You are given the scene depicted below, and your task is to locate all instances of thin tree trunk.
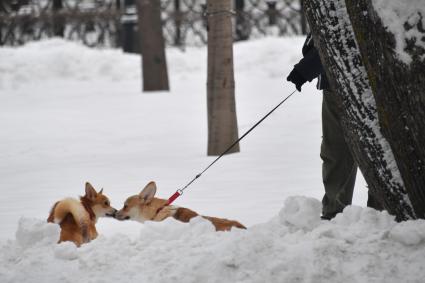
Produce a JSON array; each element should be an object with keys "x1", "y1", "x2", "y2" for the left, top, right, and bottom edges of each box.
[
  {"x1": 304, "y1": 0, "x2": 416, "y2": 221},
  {"x1": 344, "y1": 0, "x2": 425, "y2": 219},
  {"x1": 137, "y1": 0, "x2": 169, "y2": 91},
  {"x1": 206, "y1": 0, "x2": 239, "y2": 156}
]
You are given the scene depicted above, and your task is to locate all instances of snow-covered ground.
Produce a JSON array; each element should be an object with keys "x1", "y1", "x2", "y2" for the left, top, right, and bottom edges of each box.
[{"x1": 1, "y1": 37, "x2": 424, "y2": 282}]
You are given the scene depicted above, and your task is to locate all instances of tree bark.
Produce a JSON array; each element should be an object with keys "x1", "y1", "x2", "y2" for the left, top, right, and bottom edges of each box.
[
  {"x1": 206, "y1": 0, "x2": 240, "y2": 156},
  {"x1": 137, "y1": 0, "x2": 169, "y2": 91},
  {"x1": 344, "y1": 0, "x2": 425, "y2": 218},
  {"x1": 304, "y1": 0, "x2": 416, "y2": 221}
]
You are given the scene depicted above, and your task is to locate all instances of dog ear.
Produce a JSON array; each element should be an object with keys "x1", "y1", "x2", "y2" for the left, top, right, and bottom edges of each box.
[
  {"x1": 85, "y1": 182, "x2": 98, "y2": 201},
  {"x1": 139, "y1": 181, "x2": 157, "y2": 203}
]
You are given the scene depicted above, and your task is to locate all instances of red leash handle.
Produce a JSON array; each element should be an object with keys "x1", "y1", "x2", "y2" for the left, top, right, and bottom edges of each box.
[
  {"x1": 155, "y1": 190, "x2": 182, "y2": 215},
  {"x1": 166, "y1": 190, "x2": 182, "y2": 205}
]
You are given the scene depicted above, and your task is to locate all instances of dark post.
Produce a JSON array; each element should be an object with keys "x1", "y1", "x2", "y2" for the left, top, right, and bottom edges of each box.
[
  {"x1": 52, "y1": 0, "x2": 64, "y2": 37},
  {"x1": 174, "y1": 0, "x2": 182, "y2": 46},
  {"x1": 121, "y1": 0, "x2": 139, "y2": 53},
  {"x1": 234, "y1": 0, "x2": 249, "y2": 41},
  {"x1": 201, "y1": 4, "x2": 208, "y2": 30},
  {"x1": 266, "y1": 1, "x2": 277, "y2": 26},
  {"x1": 10, "y1": 1, "x2": 21, "y2": 12}
]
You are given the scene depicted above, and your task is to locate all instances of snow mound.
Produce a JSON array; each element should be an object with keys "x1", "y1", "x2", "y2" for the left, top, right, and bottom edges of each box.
[
  {"x1": 389, "y1": 219, "x2": 425, "y2": 246},
  {"x1": 54, "y1": 241, "x2": 79, "y2": 260},
  {"x1": 0, "y1": 37, "x2": 303, "y2": 89},
  {"x1": 0, "y1": 38, "x2": 139, "y2": 88},
  {"x1": 279, "y1": 196, "x2": 321, "y2": 230},
  {"x1": 15, "y1": 217, "x2": 60, "y2": 249},
  {"x1": 1, "y1": 198, "x2": 425, "y2": 283}
]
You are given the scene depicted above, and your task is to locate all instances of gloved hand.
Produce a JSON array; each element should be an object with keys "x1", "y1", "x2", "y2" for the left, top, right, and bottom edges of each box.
[{"x1": 286, "y1": 69, "x2": 307, "y2": 92}]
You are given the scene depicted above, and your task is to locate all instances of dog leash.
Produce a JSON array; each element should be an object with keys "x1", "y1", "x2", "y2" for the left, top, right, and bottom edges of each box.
[{"x1": 165, "y1": 88, "x2": 298, "y2": 206}]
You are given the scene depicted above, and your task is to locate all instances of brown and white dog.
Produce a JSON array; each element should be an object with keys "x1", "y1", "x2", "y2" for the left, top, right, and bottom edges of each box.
[
  {"x1": 47, "y1": 182, "x2": 117, "y2": 246},
  {"x1": 115, "y1": 181, "x2": 246, "y2": 231}
]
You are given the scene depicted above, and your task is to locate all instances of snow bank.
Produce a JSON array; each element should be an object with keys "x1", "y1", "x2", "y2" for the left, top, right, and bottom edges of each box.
[
  {"x1": 372, "y1": 0, "x2": 425, "y2": 65},
  {"x1": 279, "y1": 196, "x2": 321, "y2": 229},
  {"x1": 1, "y1": 197, "x2": 425, "y2": 283},
  {"x1": 0, "y1": 38, "x2": 139, "y2": 89},
  {"x1": 0, "y1": 37, "x2": 302, "y2": 90}
]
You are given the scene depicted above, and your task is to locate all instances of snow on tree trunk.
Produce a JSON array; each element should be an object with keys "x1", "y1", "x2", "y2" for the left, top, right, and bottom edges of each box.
[
  {"x1": 206, "y1": 0, "x2": 240, "y2": 156},
  {"x1": 303, "y1": 0, "x2": 416, "y2": 221},
  {"x1": 137, "y1": 0, "x2": 170, "y2": 91},
  {"x1": 344, "y1": 0, "x2": 425, "y2": 219}
]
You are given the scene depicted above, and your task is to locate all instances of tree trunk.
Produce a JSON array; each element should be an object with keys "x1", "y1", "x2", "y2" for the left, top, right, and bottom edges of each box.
[
  {"x1": 344, "y1": 0, "x2": 425, "y2": 218},
  {"x1": 137, "y1": 0, "x2": 169, "y2": 91},
  {"x1": 206, "y1": 0, "x2": 240, "y2": 156},
  {"x1": 303, "y1": 0, "x2": 416, "y2": 221}
]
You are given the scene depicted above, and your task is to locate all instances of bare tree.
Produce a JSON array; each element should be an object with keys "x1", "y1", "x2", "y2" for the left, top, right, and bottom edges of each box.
[
  {"x1": 304, "y1": 0, "x2": 425, "y2": 220},
  {"x1": 137, "y1": 0, "x2": 169, "y2": 91},
  {"x1": 206, "y1": 0, "x2": 239, "y2": 156}
]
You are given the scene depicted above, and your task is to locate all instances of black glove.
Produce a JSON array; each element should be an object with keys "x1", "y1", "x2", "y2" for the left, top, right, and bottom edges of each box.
[{"x1": 286, "y1": 69, "x2": 307, "y2": 92}]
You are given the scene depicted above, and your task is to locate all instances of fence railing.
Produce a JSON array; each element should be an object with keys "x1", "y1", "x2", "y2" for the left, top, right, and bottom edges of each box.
[{"x1": 0, "y1": 0, "x2": 306, "y2": 49}]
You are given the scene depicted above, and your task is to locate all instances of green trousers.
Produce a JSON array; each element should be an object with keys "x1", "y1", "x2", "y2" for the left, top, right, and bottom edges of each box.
[{"x1": 320, "y1": 90, "x2": 357, "y2": 219}]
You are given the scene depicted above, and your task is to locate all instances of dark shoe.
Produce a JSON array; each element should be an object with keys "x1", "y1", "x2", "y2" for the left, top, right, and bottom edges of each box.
[{"x1": 320, "y1": 213, "x2": 337, "y2": 220}]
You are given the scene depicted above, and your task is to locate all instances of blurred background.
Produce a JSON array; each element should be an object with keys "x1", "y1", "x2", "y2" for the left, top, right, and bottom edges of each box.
[{"x1": 0, "y1": 0, "x2": 307, "y2": 50}]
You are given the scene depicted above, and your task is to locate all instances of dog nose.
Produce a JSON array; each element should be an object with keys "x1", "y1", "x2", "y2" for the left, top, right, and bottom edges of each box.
[{"x1": 107, "y1": 208, "x2": 118, "y2": 218}]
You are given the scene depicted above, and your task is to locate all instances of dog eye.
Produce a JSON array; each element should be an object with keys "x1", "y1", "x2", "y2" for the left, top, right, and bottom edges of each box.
[
  {"x1": 104, "y1": 201, "x2": 110, "y2": 206},
  {"x1": 124, "y1": 204, "x2": 128, "y2": 210}
]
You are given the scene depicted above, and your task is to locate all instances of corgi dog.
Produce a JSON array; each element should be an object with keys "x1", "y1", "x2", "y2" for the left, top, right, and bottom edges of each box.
[
  {"x1": 115, "y1": 181, "x2": 246, "y2": 231},
  {"x1": 47, "y1": 182, "x2": 117, "y2": 246}
]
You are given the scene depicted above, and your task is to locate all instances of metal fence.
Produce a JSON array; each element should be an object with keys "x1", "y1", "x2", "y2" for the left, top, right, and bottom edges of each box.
[{"x1": 0, "y1": 0, "x2": 306, "y2": 49}]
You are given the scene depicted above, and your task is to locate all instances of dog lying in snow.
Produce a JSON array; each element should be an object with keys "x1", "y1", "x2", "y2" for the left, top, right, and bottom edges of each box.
[
  {"x1": 115, "y1": 181, "x2": 246, "y2": 231},
  {"x1": 47, "y1": 182, "x2": 117, "y2": 246}
]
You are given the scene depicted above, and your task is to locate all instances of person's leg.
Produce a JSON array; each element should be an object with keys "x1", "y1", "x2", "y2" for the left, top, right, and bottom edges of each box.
[
  {"x1": 321, "y1": 90, "x2": 357, "y2": 219},
  {"x1": 367, "y1": 190, "x2": 384, "y2": 211}
]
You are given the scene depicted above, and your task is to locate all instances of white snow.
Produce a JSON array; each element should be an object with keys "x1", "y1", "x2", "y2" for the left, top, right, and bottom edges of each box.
[
  {"x1": 1, "y1": 37, "x2": 424, "y2": 282},
  {"x1": 2, "y1": 200, "x2": 425, "y2": 283},
  {"x1": 372, "y1": 0, "x2": 425, "y2": 65}
]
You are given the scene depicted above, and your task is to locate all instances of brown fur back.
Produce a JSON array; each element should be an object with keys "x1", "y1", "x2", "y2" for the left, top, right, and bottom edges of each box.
[
  {"x1": 172, "y1": 207, "x2": 199, "y2": 223},
  {"x1": 173, "y1": 207, "x2": 246, "y2": 231},
  {"x1": 55, "y1": 214, "x2": 97, "y2": 247}
]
